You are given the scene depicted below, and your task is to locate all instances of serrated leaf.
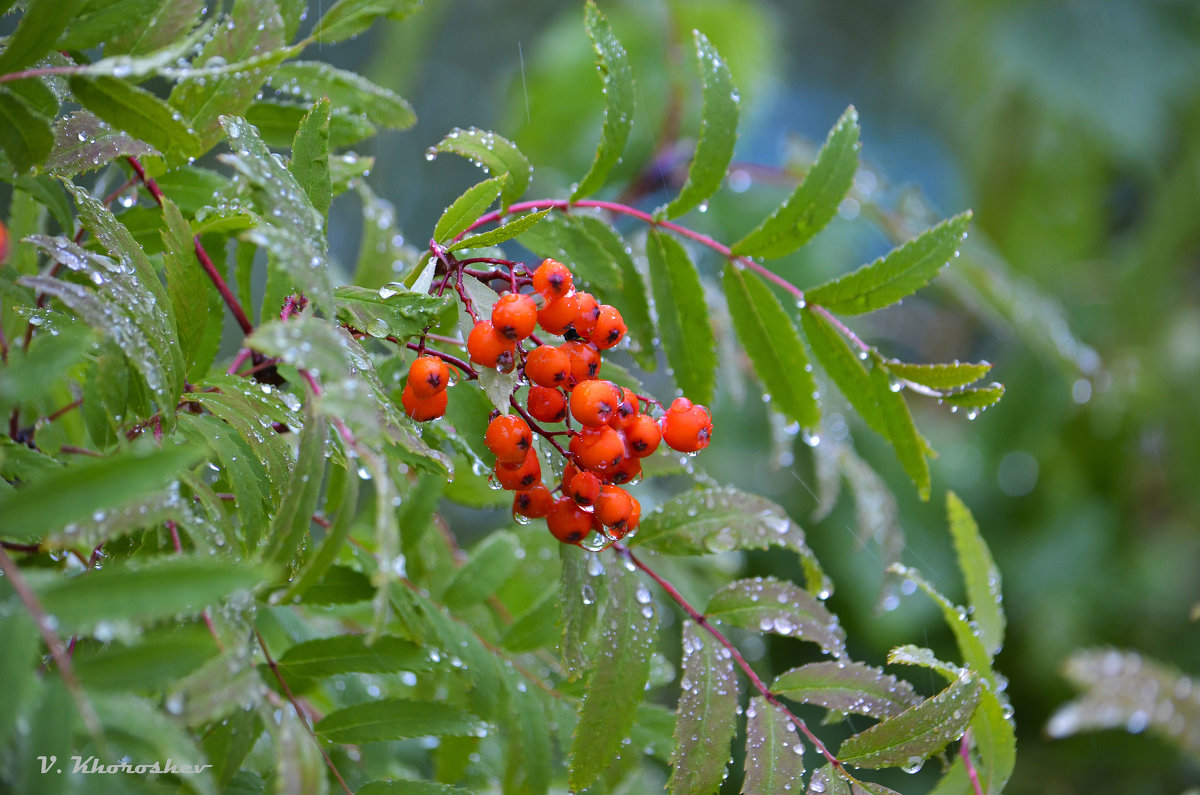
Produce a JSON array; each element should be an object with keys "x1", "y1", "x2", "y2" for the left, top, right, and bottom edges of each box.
[
  {"x1": 281, "y1": 462, "x2": 359, "y2": 602},
  {"x1": 724, "y1": 265, "x2": 819, "y2": 429},
  {"x1": 869, "y1": 354, "x2": 930, "y2": 500},
  {"x1": 36, "y1": 557, "x2": 268, "y2": 633},
  {"x1": 429, "y1": 127, "x2": 529, "y2": 208},
  {"x1": 202, "y1": 707, "x2": 259, "y2": 786},
  {"x1": 559, "y1": 544, "x2": 602, "y2": 680},
  {"x1": 0, "y1": 610, "x2": 39, "y2": 747},
  {"x1": 270, "y1": 61, "x2": 416, "y2": 130},
  {"x1": 290, "y1": 97, "x2": 332, "y2": 219},
  {"x1": 434, "y1": 176, "x2": 504, "y2": 245},
  {"x1": 245, "y1": 100, "x2": 377, "y2": 149},
  {"x1": 335, "y1": 285, "x2": 449, "y2": 340},
  {"x1": 630, "y1": 486, "x2": 831, "y2": 598},
  {"x1": 938, "y1": 384, "x2": 1005, "y2": 413},
  {"x1": 568, "y1": 561, "x2": 656, "y2": 790},
  {"x1": 296, "y1": 565, "x2": 373, "y2": 605},
  {"x1": 92, "y1": 692, "x2": 216, "y2": 795},
  {"x1": 188, "y1": 381, "x2": 295, "y2": 501},
  {"x1": 71, "y1": 624, "x2": 218, "y2": 691},
  {"x1": 888, "y1": 563, "x2": 995, "y2": 686},
  {"x1": 806, "y1": 212, "x2": 972, "y2": 315},
  {"x1": 276, "y1": 635, "x2": 431, "y2": 679},
  {"x1": 261, "y1": 403, "x2": 326, "y2": 566},
  {"x1": 773, "y1": 661, "x2": 922, "y2": 720},
  {"x1": 440, "y1": 531, "x2": 519, "y2": 609},
  {"x1": 68, "y1": 76, "x2": 201, "y2": 156},
  {"x1": 45, "y1": 111, "x2": 158, "y2": 176},
  {"x1": 0, "y1": 87, "x2": 54, "y2": 175},
  {"x1": 668, "y1": 619, "x2": 738, "y2": 794},
  {"x1": 660, "y1": 31, "x2": 739, "y2": 219},
  {"x1": 108, "y1": 0, "x2": 205, "y2": 55},
  {"x1": 0, "y1": 0, "x2": 83, "y2": 74},
  {"x1": 645, "y1": 229, "x2": 716, "y2": 405},
  {"x1": 501, "y1": 586, "x2": 559, "y2": 653},
  {"x1": 72, "y1": 15, "x2": 215, "y2": 79},
  {"x1": 161, "y1": 198, "x2": 222, "y2": 382},
  {"x1": 971, "y1": 688, "x2": 1016, "y2": 794},
  {"x1": 312, "y1": 0, "x2": 422, "y2": 44},
  {"x1": 0, "y1": 442, "x2": 202, "y2": 540},
  {"x1": 170, "y1": 648, "x2": 266, "y2": 726},
  {"x1": 887, "y1": 645, "x2": 962, "y2": 681},
  {"x1": 945, "y1": 492, "x2": 1004, "y2": 657},
  {"x1": 573, "y1": 215, "x2": 656, "y2": 369},
  {"x1": 799, "y1": 307, "x2": 885, "y2": 436},
  {"x1": 742, "y1": 696, "x2": 805, "y2": 795},
  {"x1": 838, "y1": 674, "x2": 981, "y2": 769},
  {"x1": 516, "y1": 211, "x2": 623, "y2": 291},
  {"x1": 570, "y1": 0, "x2": 634, "y2": 200},
  {"x1": 448, "y1": 208, "x2": 550, "y2": 252},
  {"x1": 807, "y1": 765, "x2": 850, "y2": 795},
  {"x1": 733, "y1": 106, "x2": 859, "y2": 258},
  {"x1": 504, "y1": 670, "x2": 553, "y2": 795},
  {"x1": 886, "y1": 360, "x2": 992, "y2": 391},
  {"x1": 268, "y1": 704, "x2": 325, "y2": 795},
  {"x1": 316, "y1": 699, "x2": 484, "y2": 744},
  {"x1": 706, "y1": 577, "x2": 845, "y2": 657}
]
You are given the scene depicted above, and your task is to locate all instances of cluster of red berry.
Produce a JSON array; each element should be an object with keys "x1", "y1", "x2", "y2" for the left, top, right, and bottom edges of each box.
[{"x1": 401, "y1": 258, "x2": 713, "y2": 548}]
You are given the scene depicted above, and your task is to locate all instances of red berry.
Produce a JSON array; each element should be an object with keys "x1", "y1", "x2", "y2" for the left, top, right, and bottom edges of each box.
[
  {"x1": 660, "y1": 397, "x2": 713, "y2": 453},
  {"x1": 563, "y1": 292, "x2": 600, "y2": 340},
  {"x1": 546, "y1": 498, "x2": 592, "y2": 544},
  {"x1": 491, "y1": 292, "x2": 538, "y2": 340},
  {"x1": 560, "y1": 340, "x2": 601, "y2": 387},
  {"x1": 612, "y1": 387, "x2": 639, "y2": 428},
  {"x1": 533, "y1": 258, "x2": 573, "y2": 300},
  {"x1": 594, "y1": 485, "x2": 633, "y2": 530},
  {"x1": 610, "y1": 495, "x2": 641, "y2": 539},
  {"x1": 524, "y1": 345, "x2": 571, "y2": 388},
  {"x1": 485, "y1": 414, "x2": 532, "y2": 465},
  {"x1": 514, "y1": 485, "x2": 553, "y2": 519},
  {"x1": 570, "y1": 426, "x2": 625, "y2": 474},
  {"x1": 608, "y1": 455, "x2": 642, "y2": 485},
  {"x1": 407, "y1": 355, "x2": 450, "y2": 399},
  {"x1": 401, "y1": 384, "x2": 448, "y2": 421},
  {"x1": 570, "y1": 380, "x2": 622, "y2": 427},
  {"x1": 589, "y1": 304, "x2": 627, "y2": 349},
  {"x1": 565, "y1": 469, "x2": 602, "y2": 506},
  {"x1": 626, "y1": 414, "x2": 662, "y2": 457},
  {"x1": 468, "y1": 321, "x2": 516, "y2": 370},
  {"x1": 495, "y1": 448, "x2": 541, "y2": 490},
  {"x1": 527, "y1": 385, "x2": 567, "y2": 423},
  {"x1": 537, "y1": 294, "x2": 579, "y2": 336}
]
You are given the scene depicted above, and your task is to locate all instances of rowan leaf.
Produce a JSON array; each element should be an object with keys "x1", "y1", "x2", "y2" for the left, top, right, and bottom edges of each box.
[
  {"x1": 742, "y1": 697, "x2": 805, "y2": 795},
  {"x1": 428, "y1": 127, "x2": 529, "y2": 208},
  {"x1": 668, "y1": 620, "x2": 739, "y2": 793},
  {"x1": 773, "y1": 661, "x2": 922, "y2": 720},
  {"x1": 570, "y1": 0, "x2": 634, "y2": 200},
  {"x1": 646, "y1": 229, "x2": 716, "y2": 405},
  {"x1": 433, "y1": 176, "x2": 504, "y2": 245},
  {"x1": 706, "y1": 576, "x2": 845, "y2": 657}
]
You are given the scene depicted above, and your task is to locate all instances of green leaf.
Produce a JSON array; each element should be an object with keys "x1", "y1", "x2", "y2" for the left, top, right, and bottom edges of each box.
[
  {"x1": 885, "y1": 360, "x2": 992, "y2": 391},
  {"x1": 108, "y1": 0, "x2": 205, "y2": 56},
  {"x1": 335, "y1": 287, "x2": 449, "y2": 342},
  {"x1": 68, "y1": 76, "x2": 201, "y2": 156},
  {"x1": 732, "y1": 106, "x2": 860, "y2": 258},
  {"x1": 501, "y1": 586, "x2": 559, "y2": 653},
  {"x1": 869, "y1": 354, "x2": 930, "y2": 500},
  {"x1": 946, "y1": 492, "x2": 1005, "y2": 657},
  {"x1": 359, "y1": 782, "x2": 471, "y2": 795},
  {"x1": 45, "y1": 111, "x2": 158, "y2": 177},
  {"x1": 559, "y1": 543, "x2": 602, "y2": 681},
  {"x1": 93, "y1": 692, "x2": 216, "y2": 793},
  {"x1": 838, "y1": 674, "x2": 982, "y2": 769},
  {"x1": 36, "y1": 557, "x2": 268, "y2": 633},
  {"x1": 5, "y1": 75, "x2": 56, "y2": 117},
  {"x1": 72, "y1": 624, "x2": 219, "y2": 691},
  {"x1": 280, "y1": 462, "x2": 359, "y2": 602},
  {"x1": 516, "y1": 211, "x2": 623, "y2": 292},
  {"x1": 290, "y1": 97, "x2": 332, "y2": 219},
  {"x1": 0, "y1": 87, "x2": 54, "y2": 175},
  {"x1": 428, "y1": 127, "x2": 529, "y2": 208},
  {"x1": 244, "y1": 100, "x2": 376, "y2": 149},
  {"x1": 799, "y1": 307, "x2": 885, "y2": 436},
  {"x1": 440, "y1": 531, "x2": 520, "y2": 610},
  {"x1": 938, "y1": 384, "x2": 1006, "y2": 414},
  {"x1": 71, "y1": 13, "x2": 214, "y2": 79},
  {"x1": 0, "y1": 609, "x2": 39, "y2": 747},
  {"x1": 0, "y1": 0, "x2": 83, "y2": 74},
  {"x1": 806, "y1": 212, "x2": 972, "y2": 315},
  {"x1": 706, "y1": 576, "x2": 845, "y2": 657},
  {"x1": 660, "y1": 31, "x2": 739, "y2": 220},
  {"x1": 668, "y1": 619, "x2": 739, "y2": 794},
  {"x1": 296, "y1": 565, "x2": 374, "y2": 605},
  {"x1": 573, "y1": 215, "x2": 656, "y2": 369},
  {"x1": 570, "y1": 0, "x2": 634, "y2": 200},
  {"x1": 312, "y1": 0, "x2": 422, "y2": 44},
  {"x1": 448, "y1": 208, "x2": 550, "y2": 252},
  {"x1": 434, "y1": 176, "x2": 504, "y2": 245},
  {"x1": 261, "y1": 403, "x2": 326, "y2": 566},
  {"x1": 0, "y1": 442, "x2": 203, "y2": 540},
  {"x1": 316, "y1": 699, "x2": 485, "y2": 744},
  {"x1": 276, "y1": 635, "x2": 432, "y2": 679},
  {"x1": 568, "y1": 560, "x2": 657, "y2": 791},
  {"x1": 773, "y1": 661, "x2": 922, "y2": 720},
  {"x1": 61, "y1": 0, "x2": 170, "y2": 50},
  {"x1": 268, "y1": 704, "x2": 325, "y2": 795},
  {"x1": 270, "y1": 61, "x2": 416, "y2": 130},
  {"x1": 742, "y1": 696, "x2": 805, "y2": 795},
  {"x1": 724, "y1": 265, "x2": 819, "y2": 429},
  {"x1": 645, "y1": 229, "x2": 717, "y2": 405},
  {"x1": 971, "y1": 688, "x2": 1016, "y2": 794},
  {"x1": 188, "y1": 379, "x2": 296, "y2": 501},
  {"x1": 631, "y1": 486, "x2": 832, "y2": 599},
  {"x1": 162, "y1": 198, "x2": 222, "y2": 382}
]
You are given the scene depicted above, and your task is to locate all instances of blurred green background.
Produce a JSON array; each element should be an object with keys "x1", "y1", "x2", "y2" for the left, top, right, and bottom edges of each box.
[{"x1": 331, "y1": 0, "x2": 1200, "y2": 791}]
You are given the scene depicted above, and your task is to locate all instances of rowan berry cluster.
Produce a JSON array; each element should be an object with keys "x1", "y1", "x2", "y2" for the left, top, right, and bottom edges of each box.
[{"x1": 403, "y1": 257, "x2": 713, "y2": 549}]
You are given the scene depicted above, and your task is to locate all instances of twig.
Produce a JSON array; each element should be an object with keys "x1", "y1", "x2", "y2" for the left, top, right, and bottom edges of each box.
[{"x1": 960, "y1": 730, "x2": 984, "y2": 795}]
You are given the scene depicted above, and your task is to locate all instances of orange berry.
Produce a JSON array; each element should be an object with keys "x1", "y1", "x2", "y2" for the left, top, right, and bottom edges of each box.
[
  {"x1": 608, "y1": 455, "x2": 642, "y2": 486},
  {"x1": 485, "y1": 414, "x2": 533, "y2": 465},
  {"x1": 527, "y1": 385, "x2": 567, "y2": 423},
  {"x1": 546, "y1": 498, "x2": 592, "y2": 545},
  {"x1": 407, "y1": 355, "x2": 450, "y2": 399},
  {"x1": 612, "y1": 388, "x2": 639, "y2": 428},
  {"x1": 514, "y1": 485, "x2": 553, "y2": 519},
  {"x1": 626, "y1": 414, "x2": 662, "y2": 457},
  {"x1": 533, "y1": 258, "x2": 573, "y2": 300},
  {"x1": 537, "y1": 294, "x2": 579, "y2": 336},
  {"x1": 594, "y1": 485, "x2": 633, "y2": 530},
  {"x1": 495, "y1": 448, "x2": 541, "y2": 490},
  {"x1": 589, "y1": 304, "x2": 627, "y2": 349},
  {"x1": 560, "y1": 340, "x2": 601, "y2": 387},
  {"x1": 524, "y1": 345, "x2": 571, "y2": 387},
  {"x1": 491, "y1": 292, "x2": 538, "y2": 340},
  {"x1": 570, "y1": 379, "x2": 622, "y2": 427},
  {"x1": 467, "y1": 321, "x2": 516, "y2": 370},
  {"x1": 570, "y1": 426, "x2": 625, "y2": 474},
  {"x1": 660, "y1": 397, "x2": 713, "y2": 453},
  {"x1": 401, "y1": 384, "x2": 448, "y2": 421},
  {"x1": 565, "y1": 469, "x2": 602, "y2": 506},
  {"x1": 611, "y1": 496, "x2": 641, "y2": 539},
  {"x1": 563, "y1": 292, "x2": 600, "y2": 340}
]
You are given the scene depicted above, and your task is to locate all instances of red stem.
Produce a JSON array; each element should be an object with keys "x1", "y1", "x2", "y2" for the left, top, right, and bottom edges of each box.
[
  {"x1": 960, "y1": 730, "x2": 984, "y2": 795},
  {"x1": 193, "y1": 236, "x2": 254, "y2": 334}
]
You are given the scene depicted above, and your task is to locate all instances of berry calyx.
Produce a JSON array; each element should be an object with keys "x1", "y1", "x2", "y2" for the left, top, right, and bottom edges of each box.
[
  {"x1": 513, "y1": 485, "x2": 553, "y2": 519},
  {"x1": 533, "y1": 258, "x2": 573, "y2": 300},
  {"x1": 485, "y1": 414, "x2": 533, "y2": 465},
  {"x1": 527, "y1": 386, "x2": 567, "y2": 423},
  {"x1": 546, "y1": 498, "x2": 592, "y2": 545},
  {"x1": 468, "y1": 320, "x2": 516, "y2": 370},
  {"x1": 401, "y1": 384, "x2": 448, "y2": 422},
  {"x1": 491, "y1": 292, "x2": 538, "y2": 340},
  {"x1": 660, "y1": 397, "x2": 713, "y2": 453},
  {"x1": 524, "y1": 345, "x2": 571, "y2": 388},
  {"x1": 495, "y1": 448, "x2": 541, "y2": 490},
  {"x1": 589, "y1": 304, "x2": 627, "y2": 349},
  {"x1": 570, "y1": 379, "x2": 622, "y2": 427},
  {"x1": 407, "y1": 355, "x2": 451, "y2": 399}
]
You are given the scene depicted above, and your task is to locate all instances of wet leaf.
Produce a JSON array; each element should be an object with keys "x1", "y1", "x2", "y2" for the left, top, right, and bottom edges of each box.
[
  {"x1": 45, "y1": 111, "x2": 158, "y2": 176},
  {"x1": 428, "y1": 127, "x2": 529, "y2": 208},
  {"x1": 706, "y1": 576, "x2": 845, "y2": 657},
  {"x1": 946, "y1": 492, "x2": 1005, "y2": 657},
  {"x1": 433, "y1": 176, "x2": 504, "y2": 245},
  {"x1": 669, "y1": 620, "x2": 739, "y2": 794},
  {"x1": 570, "y1": 0, "x2": 634, "y2": 200},
  {"x1": 742, "y1": 696, "x2": 805, "y2": 795},
  {"x1": 646, "y1": 229, "x2": 717, "y2": 406},
  {"x1": 316, "y1": 699, "x2": 484, "y2": 744},
  {"x1": 773, "y1": 661, "x2": 922, "y2": 720}
]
